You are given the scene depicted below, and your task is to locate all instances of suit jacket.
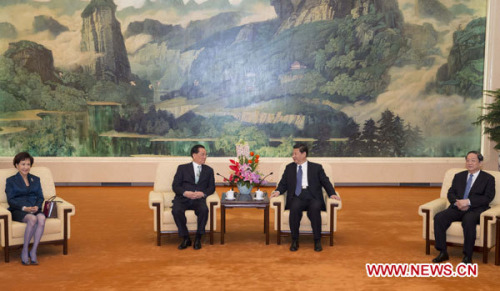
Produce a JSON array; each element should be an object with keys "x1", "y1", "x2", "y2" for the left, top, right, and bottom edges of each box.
[
  {"x1": 275, "y1": 161, "x2": 336, "y2": 210},
  {"x1": 5, "y1": 172, "x2": 44, "y2": 211},
  {"x1": 447, "y1": 170, "x2": 495, "y2": 212},
  {"x1": 172, "y1": 163, "x2": 215, "y2": 203}
]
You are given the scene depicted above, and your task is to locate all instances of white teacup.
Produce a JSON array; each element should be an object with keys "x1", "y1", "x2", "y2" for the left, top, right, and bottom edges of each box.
[
  {"x1": 226, "y1": 190, "x2": 235, "y2": 199},
  {"x1": 255, "y1": 190, "x2": 264, "y2": 200}
]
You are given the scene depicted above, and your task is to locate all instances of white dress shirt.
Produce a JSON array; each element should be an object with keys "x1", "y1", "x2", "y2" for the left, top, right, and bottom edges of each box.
[{"x1": 193, "y1": 162, "x2": 202, "y2": 180}]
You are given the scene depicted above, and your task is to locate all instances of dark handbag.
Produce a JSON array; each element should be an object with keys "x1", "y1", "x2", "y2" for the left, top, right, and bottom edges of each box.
[{"x1": 43, "y1": 196, "x2": 62, "y2": 218}]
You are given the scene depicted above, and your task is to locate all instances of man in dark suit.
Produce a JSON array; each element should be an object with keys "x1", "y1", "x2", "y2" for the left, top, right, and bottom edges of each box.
[
  {"x1": 172, "y1": 144, "x2": 215, "y2": 250},
  {"x1": 432, "y1": 151, "x2": 495, "y2": 264},
  {"x1": 271, "y1": 143, "x2": 341, "y2": 252}
]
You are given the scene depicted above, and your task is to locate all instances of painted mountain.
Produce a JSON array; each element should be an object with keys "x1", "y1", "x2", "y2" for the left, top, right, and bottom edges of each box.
[{"x1": 0, "y1": 0, "x2": 488, "y2": 157}]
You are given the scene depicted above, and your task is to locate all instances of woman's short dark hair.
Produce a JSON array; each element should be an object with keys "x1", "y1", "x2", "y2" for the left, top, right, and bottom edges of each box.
[
  {"x1": 13, "y1": 152, "x2": 34, "y2": 167},
  {"x1": 293, "y1": 143, "x2": 308, "y2": 156},
  {"x1": 191, "y1": 144, "x2": 205, "y2": 157}
]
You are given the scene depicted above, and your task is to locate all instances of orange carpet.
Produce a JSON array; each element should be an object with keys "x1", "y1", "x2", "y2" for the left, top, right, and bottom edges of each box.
[{"x1": 0, "y1": 186, "x2": 498, "y2": 290}]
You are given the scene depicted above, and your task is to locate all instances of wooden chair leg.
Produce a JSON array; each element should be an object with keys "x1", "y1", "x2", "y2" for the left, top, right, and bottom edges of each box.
[
  {"x1": 153, "y1": 203, "x2": 162, "y2": 246},
  {"x1": 423, "y1": 209, "x2": 430, "y2": 254},
  {"x1": 63, "y1": 209, "x2": 72, "y2": 255},
  {"x1": 483, "y1": 216, "x2": 492, "y2": 264},
  {"x1": 1, "y1": 215, "x2": 10, "y2": 262},
  {"x1": 496, "y1": 216, "x2": 500, "y2": 265},
  {"x1": 274, "y1": 202, "x2": 282, "y2": 245},
  {"x1": 209, "y1": 202, "x2": 216, "y2": 245},
  {"x1": 4, "y1": 245, "x2": 9, "y2": 263},
  {"x1": 330, "y1": 203, "x2": 335, "y2": 246}
]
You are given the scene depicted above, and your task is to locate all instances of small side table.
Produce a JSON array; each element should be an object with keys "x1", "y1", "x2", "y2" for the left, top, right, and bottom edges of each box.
[
  {"x1": 496, "y1": 215, "x2": 500, "y2": 266},
  {"x1": 221, "y1": 192, "x2": 270, "y2": 245}
]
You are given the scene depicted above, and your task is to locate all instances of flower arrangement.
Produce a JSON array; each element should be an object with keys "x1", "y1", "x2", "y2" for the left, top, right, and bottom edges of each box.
[{"x1": 226, "y1": 151, "x2": 265, "y2": 190}]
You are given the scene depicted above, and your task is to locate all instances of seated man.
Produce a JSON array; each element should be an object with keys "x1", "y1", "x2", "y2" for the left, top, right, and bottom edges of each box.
[
  {"x1": 433, "y1": 151, "x2": 495, "y2": 264},
  {"x1": 271, "y1": 143, "x2": 341, "y2": 252},
  {"x1": 172, "y1": 144, "x2": 215, "y2": 250}
]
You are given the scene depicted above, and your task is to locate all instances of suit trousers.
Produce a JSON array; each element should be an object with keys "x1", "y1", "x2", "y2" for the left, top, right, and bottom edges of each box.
[
  {"x1": 434, "y1": 207, "x2": 481, "y2": 257},
  {"x1": 172, "y1": 198, "x2": 208, "y2": 237},
  {"x1": 289, "y1": 189, "x2": 322, "y2": 240}
]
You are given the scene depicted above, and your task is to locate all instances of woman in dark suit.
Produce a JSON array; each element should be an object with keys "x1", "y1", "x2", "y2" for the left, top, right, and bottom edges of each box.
[{"x1": 5, "y1": 152, "x2": 46, "y2": 265}]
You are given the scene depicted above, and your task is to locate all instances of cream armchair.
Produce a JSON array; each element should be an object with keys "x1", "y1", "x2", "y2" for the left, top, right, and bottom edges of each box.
[
  {"x1": 148, "y1": 162, "x2": 220, "y2": 246},
  {"x1": 0, "y1": 167, "x2": 75, "y2": 263},
  {"x1": 418, "y1": 168, "x2": 500, "y2": 263},
  {"x1": 270, "y1": 163, "x2": 341, "y2": 246}
]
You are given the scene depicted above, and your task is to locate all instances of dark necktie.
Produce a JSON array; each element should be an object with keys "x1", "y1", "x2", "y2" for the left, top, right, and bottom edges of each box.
[
  {"x1": 295, "y1": 165, "x2": 302, "y2": 196},
  {"x1": 464, "y1": 174, "x2": 473, "y2": 199}
]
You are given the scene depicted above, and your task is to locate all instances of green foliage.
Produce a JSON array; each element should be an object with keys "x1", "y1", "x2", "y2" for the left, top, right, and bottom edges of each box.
[
  {"x1": 60, "y1": 71, "x2": 97, "y2": 92},
  {"x1": 435, "y1": 17, "x2": 486, "y2": 98},
  {"x1": 44, "y1": 85, "x2": 87, "y2": 111},
  {"x1": 359, "y1": 118, "x2": 379, "y2": 156},
  {"x1": 257, "y1": 136, "x2": 294, "y2": 157},
  {"x1": 281, "y1": 71, "x2": 326, "y2": 95},
  {"x1": 9, "y1": 114, "x2": 77, "y2": 156},
  {"x1": 475, "y1": 89, "x2": 500, "y2": 149},
  {"x1": 0, "y1": 88, "x2": 26, "y2": 112},
  {"x1": 89, "y1": 81, "x2": 127, "y2": 103},
  {"x1": 185, "y1": 11, "x2": 403, "y2": 106},
  {"x1": 215, "y1": 122, "x2": 269, "y2": 156},
  {"x1": 319, "y1": 109, "x2": 425, "y2": 157},
  {"x1": 0, "y1": 56, "x2": 89, "y2": 112},
  {"x1": 88, "y1": 80, "x2": 153, "y2": 106},
  {"x1": 115, "y1": 105, "x2": 176, "y2": 136}
]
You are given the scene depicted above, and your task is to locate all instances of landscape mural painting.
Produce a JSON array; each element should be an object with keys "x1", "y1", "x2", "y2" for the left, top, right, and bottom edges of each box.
[{"x1": 0, "y1": 0, "x2": 488, "y2": 157}]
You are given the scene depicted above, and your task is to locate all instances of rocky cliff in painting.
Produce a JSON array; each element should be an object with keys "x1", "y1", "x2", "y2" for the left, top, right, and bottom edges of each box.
[
  {"x1": 435, "y1": 17, "x2": 486, "y2": 98},
  {"x1": 80, "y1": 0, "x2": 131, "y2": 83},
  {"x1": 125, "y1": 19, "x2": 182, "y2": 41},
  {"x1": 0, "y1": 22, "x2": 17, "y2": 39},
  {"x1": 271, "y1": 0, "x2": 403, "y2": 33},
  {"x1": 33, "y1": 15, "x2": 69, "y2": 37},
  {"x1": 416, "y1": 0, "x2": 453, "y2": 24},
  {"x1": 3, "y1": 40, "x2": 59, "y2": 83}
]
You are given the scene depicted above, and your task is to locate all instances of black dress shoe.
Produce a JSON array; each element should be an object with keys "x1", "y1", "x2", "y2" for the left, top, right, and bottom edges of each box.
[
  {"x1": 178, "y1": 237, "x2": 192, "y2": 250},
  {"x1": 432, "y1": 252, "x2": 449, "y2": 263},
  {"x1": 314, "y1": 239, "x2": 322, "y2": 252},
  {"x1": 193, "y1": 236, "x2": 202, "y2": 250},
  {"x1": 461, "y1": 256, "x2": 473, "y2": 264},
  {"x1": 290, "y1": 239, "x2": 299, "y2": 251},
  {"x1": 21, "y1": 255, "x2": 30, "y2": 266}
]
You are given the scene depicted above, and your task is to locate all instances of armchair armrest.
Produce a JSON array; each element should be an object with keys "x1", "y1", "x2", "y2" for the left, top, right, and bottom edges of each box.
[
  {"x1": 149, "y1": 191, "x2": 164, "y2": 209},
  {"x1": 206, "y1": 192, "x2": 221, "y2": 208},
  {"x1": 54, "y1": 197, "x2": 76, "y2": 218},
  {"x1": 270, "y1": 194, "x2": 285, "y2": 211},
  {"x1": 0, "y1": 205, "x2": 12, "y2": 247},
  {"x1": 482, "y1": 205, "x2": 500, "y2": 227},
  {"x1": 270, "y1": 194, "x2": 286, "y2": 231},
  {"x1": 326, "y1": 191, "x2": 342, "y2": 210},
  {"x1": 482, "y1": 205, "x2": 500, "y2": 218},
  {"x1": 418, "y1": 197, "x2": 447, "y2": 218},
  {"x1": 0, "y1": 205, "x2": 10, "y2": 217},
  {"x1": 149, "y1": 191, "x2": 164, "y2": 235},
  {"x1": 419, "y1": 197, "x2": 447, "y2": 254}
]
